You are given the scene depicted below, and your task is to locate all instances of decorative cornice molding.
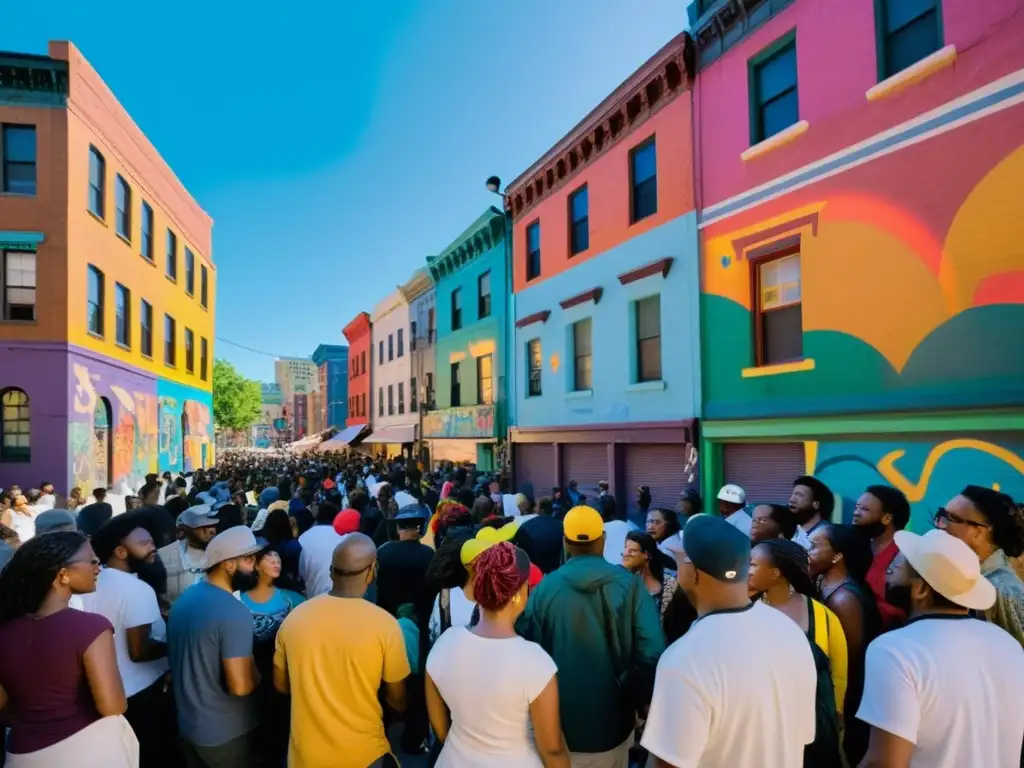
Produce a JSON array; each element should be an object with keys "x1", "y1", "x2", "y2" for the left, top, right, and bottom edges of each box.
[
  {"x1": 515, "y1": 310, "x2": 551, "y2": 329},
  {"x1": 559, "y1": 287, "x2": 603, "y2": 311},
  {"x1": 505, "y1": 33, "x2": 695, "y2": 223},
  {"x1": 342, "y1": 312, "x2": 371, "y2": 341},
  {"x1": 618, "y1": 257, "x2": 674, "y2": 286},
  {"x1": 689, "y1": 0, "x2": 797, "y2": 70},
  {"x1": 399, "y1": 268, "x2": 433, "y2": 302},
  {"x1": 731, "y1": 212, "x2": 819, "y2": 258},
  {"x1": 428, "y1": 208, "x2": 506, "y2": 284}
]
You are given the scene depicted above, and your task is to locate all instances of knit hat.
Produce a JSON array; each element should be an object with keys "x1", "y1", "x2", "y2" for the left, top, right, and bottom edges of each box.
[{"x1": 682, "y1": 513, "x2": 750, "y2": 583}]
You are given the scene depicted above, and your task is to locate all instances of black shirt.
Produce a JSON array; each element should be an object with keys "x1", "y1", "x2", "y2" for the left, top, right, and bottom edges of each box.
[
  {"x1": 514, "y1": 515, "x2": 564, "y2": 574},
  {"x1": 375, "y1": 539, "x2": 435, "y2": 618}
]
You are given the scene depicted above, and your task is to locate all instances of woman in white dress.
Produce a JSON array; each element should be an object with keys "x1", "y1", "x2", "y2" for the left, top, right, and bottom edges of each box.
[{"x1": 425, "y1": 543, "x2": 569, "y2": 767}]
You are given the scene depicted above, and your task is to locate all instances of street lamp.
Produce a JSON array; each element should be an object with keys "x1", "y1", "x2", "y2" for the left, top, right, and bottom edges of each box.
[{"x1": 485, "y1": 175, "x2": 504, "y2": 196}]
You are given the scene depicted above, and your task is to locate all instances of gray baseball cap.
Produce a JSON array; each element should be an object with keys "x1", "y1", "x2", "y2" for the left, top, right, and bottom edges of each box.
[
  {"x1": 35, "y1": 509, "x2": 78, "y2": 535},
  {"x1": 176, "y1": 505, "x2": 218, "y2": 529},
  {"x1": 201, "y1": 526, "x2": 265, "y2": 569}
]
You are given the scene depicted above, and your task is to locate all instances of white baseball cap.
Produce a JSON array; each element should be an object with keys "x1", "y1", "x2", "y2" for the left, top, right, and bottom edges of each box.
[
  {"x1": 894, "y1": 529, "x2": 996, "y2": 611},
  {"x1": 717, "y1": 484, "x2": 746, "y2": 504}
]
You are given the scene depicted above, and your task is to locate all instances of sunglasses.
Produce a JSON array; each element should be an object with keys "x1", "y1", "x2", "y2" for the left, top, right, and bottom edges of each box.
[{"x1": 934, "y1": 507, "x2": 989, "y2": 530}]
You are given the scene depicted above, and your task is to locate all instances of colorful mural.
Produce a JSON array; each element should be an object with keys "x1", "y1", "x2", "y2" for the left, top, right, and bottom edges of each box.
[
  {"x1": 423, "y1": 405, "x2": 496, "y2": 439},
  {"x1": 156, "y1": 379, "x2": 214, "y2": 473},
  {"x1": 700, "y1": 99, "x2": 1024, "y2": 420}
]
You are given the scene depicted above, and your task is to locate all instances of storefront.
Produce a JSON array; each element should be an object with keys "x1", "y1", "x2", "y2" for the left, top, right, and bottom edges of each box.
[
  {"x1": 360, "y1": 424, "x2": 417, "y2": 460},
  {"x1": 423, "y1": 405, "x2": 497, "y2": 471}
]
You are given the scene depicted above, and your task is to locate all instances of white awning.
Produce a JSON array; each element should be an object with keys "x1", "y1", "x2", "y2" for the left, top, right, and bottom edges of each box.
[
  {"x1": 361, "y1": 424, "x2": 417, "y2": 445},
  {"x1": 317, "y1": 424, "x2": 369, "y2": 451}
]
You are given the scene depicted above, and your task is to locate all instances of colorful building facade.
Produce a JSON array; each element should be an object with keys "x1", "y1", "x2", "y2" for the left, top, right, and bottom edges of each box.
[
  {"x1": 0, "y1": 42, "x2": 214, "y2": 494},
  {"x1": 505, "y1": 34, "x2": 699, "y2": 513},
  {"x1": 401, "y1": 268, "x2": 436, "y2": 457},
  {"x1": 311, "y1": 343, "x2": 349, "y2": 430},
  {"x1": 426, "y1": 208, "x2": 508, "y2": 470},
  {"x1": 366, "y1": 290, "x2": 416, "y2": 455},
  {"x1": 343, "y1": 312, "x2": 372, "y2": 427},
  {"x1": 691, "y1": 0, "x2": 1024, "y2": 529}
]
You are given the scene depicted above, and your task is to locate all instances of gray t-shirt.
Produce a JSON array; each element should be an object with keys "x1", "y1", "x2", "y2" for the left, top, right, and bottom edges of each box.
[{"x1": 168, "y1": 581, "x2": 257, "y2": 746}]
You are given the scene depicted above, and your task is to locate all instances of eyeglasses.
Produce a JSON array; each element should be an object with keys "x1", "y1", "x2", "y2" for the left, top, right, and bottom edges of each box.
[
  {"x1": 65, "y1": 557, "x2": 101, "y2": 567},
  {"x1": 934, "y1": 507, "x2": 989, "y2": 530}
]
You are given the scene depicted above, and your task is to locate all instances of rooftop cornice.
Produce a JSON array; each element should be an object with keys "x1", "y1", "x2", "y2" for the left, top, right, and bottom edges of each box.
[
  {"x1": 399, "y1": 268, "x2": 434, "y2": 302},
  {"x1": 342, "y1": 312, "x2": 371, "y2": 340},
  {"x1": 428, "y1": 208, "x2": 506, "y2": 284},
  {"x1": 505, "y1": 33, "x2": 695, "y2": 222}
]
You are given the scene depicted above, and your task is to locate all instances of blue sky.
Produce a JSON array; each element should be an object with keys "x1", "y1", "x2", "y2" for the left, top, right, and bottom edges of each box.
[{"x1": 6, "y1": 1, "x2": 683, "y2": 381}]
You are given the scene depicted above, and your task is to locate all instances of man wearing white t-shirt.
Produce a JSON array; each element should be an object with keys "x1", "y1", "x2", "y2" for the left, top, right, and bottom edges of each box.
[
  {"x1": 642, "y1": 514, "x2": 816, "y2": 768},
  {"x1": 80, "y1": 514, "x2": 174, "y2": 766},
  {"x1": 857, "y1": 529, "x2": 1024, "y2": 768},
  {"x1": 299, "y1": 501, "x2": 347, "y2": 596}
]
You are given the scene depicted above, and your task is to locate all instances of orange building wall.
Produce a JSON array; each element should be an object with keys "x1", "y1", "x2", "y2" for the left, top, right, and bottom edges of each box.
[
  {"x1": 0, "y1": 103, "x2": 69, "y2": 341},
  {"x1": 55, "y1": 42, "x2": 215, "y2": 392},
  {"x1": 511, "y1": 94, "x2": 694, "y2": 293}
]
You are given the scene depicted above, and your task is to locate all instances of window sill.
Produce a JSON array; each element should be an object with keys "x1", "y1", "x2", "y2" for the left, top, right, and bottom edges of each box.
[
  {"x1": 0, "y1": 319, "x2": 37, "y2": 325},
  {"x1": 565, "y1": 389, "x2": 593, "y2": 400},
  {"x1": 141, "y1": 353, "x2": 153, "y2": 361},
  {"x1": 0, "y1": 456, "x2": 31, "y2": 464},
  {"x1": 116, "y1": 233, "x2": 132, "y2": 247},
  {"x1": 741, "y1": 120, "x2": 809, "y2": 162},
  {"x1": 87, "y1": 330, "x2": 104, "y2": 341},
  {"x1": 166, "y1": 275, "x2": 178, "y2": 284},
  {"x1": 0, "y1": 191, "x2": 35, "y2": 199},
  {"x1": 87, "y1": 209, "x2": 107, "y2": 227},
  {"x1": 867, "y1": 45, "x2": 956, "y2": 102},
  {"x1": 741, "y1": 358, "x2": 816, "y2": 378},
  {"x1": 626, "y1": 380, "x2": 666, "y2": 393},
  {"x1": 141, "y1": 254, "x2": 155, "y2": 266},
  {"x1": 115, "y1": 342, "x2": 131, "y2": 352}
]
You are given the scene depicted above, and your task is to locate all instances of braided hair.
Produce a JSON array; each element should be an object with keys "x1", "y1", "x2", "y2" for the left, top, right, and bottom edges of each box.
[
  {"x1": 472, "y1": 542, "x2": 529, "y2": 612},
  {"x1": 425, "y1": 530, "x2": 473, "y2": 593},
  {"x1": 755, "y1": 538, "x2": 817, "y2": 597},
  {"x1": 0, "y1": 531, "x2": 87, "y2": 622}
]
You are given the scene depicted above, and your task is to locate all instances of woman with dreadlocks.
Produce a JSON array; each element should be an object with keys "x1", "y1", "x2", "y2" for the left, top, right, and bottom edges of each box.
[{"x1": 0, "y1": 531, "x2": 138, "y2": 766}]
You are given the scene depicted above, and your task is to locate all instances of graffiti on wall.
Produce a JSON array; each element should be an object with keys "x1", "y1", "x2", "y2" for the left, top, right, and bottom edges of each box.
[
  {"x1": 804, "y1": 437, "x2": 1024, "y2": 533},
  {"x1": 158, "y1": 390, "x2": 213, "y2": 473},
  {"x1": 423, "y1": 405, "x2": 495, "y2": 439}
]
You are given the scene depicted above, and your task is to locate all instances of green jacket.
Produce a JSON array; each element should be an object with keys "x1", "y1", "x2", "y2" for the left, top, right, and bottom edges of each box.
[{"x1": 518, "y1": 554, "x2": 665, "y2": 753}]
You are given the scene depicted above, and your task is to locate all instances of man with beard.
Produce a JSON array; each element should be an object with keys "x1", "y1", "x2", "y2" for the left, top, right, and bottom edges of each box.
[
  {"x1": 157, "y1": 506, "x2": 219, "y2": 605},
  {"x1": 789, "y1": 475, "x2": 834, "y2": 547},
  {"x1": 81, "y1": 515, "x2": 174, "y2": 766},
  {"x1": 852, "y1": 484, "x2": 911, "y2": 629},
  {"x1": 169, "y1": 526, "x2": 262, "y2": 768}
]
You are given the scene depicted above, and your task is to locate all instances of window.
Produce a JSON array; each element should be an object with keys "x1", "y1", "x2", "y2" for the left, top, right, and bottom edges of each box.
[
  {"x1": 573, "y1": 318, "x2": 593, "y2": 391},
  {"x1": 428, "y1": 308, "x2": 435, "y2": 341},
  {"x1": 2, "y1": 250, "x2": 36, "y2": 321},
  {"x1": 115, "y1": 283, "x2": 131, "y2": 348},
  {"x1": 478, "y1": 271, "x2": 492, "y2": 319},
  {"x1": 636, "y1": 295, "x2": 662, "y2": 382},
  {"x1": 87, "y1": 265, "x2": 105, "y2": 337},
  {"x1": 140, "y1": 300, "x2": 153, "y2": 357},
  {"x1": 2, "y1": 125, "x2": 36, "y2": 195},
  {"x1": 377, "y1": 340, "x2": 383, "y2": 365},
  {"x1": 397, "y1": 328, "x2": 404, "y2": 357},
  {"x1": 1, "y1": 389, "x2": 30, "y2": 460},
  {"x1": 164, "y1": 314, "x2": 176, "y2": 366},
  {"x1": 631, "y1": 138, "x2": 658, "y2": 223},
  {"x1": 877, "y1": 0, "x2": 942, "y2": 80},
  {"x1": 166, "y1": 230, "x2": 177, "y2": 281},
  {"x1": 527, "y1": 339, "x2": 542, "y2": 397},
  {"x1": 477, "y1": 354, "x2": 493, "y2": 405},
  {"x1": 379, "y1": 388, "x2": 384, "y2": 417},
  {"x1": 398, "y1": 382, "x2": 405, "y2": 414},
  {"x1": 426, "y1": 372, "x2": 435, "y2": 406},
  {"x1": 88, "y1": 146, "x2": 105, "y2": 218},
  {"x1": 141, "y1": 202, "x2": 154, "y2": 261},
  {"x1": 388, "y1": 385, "x2": 395, "y2": 416},
  {"x1": 388, "y1": 334, "x2": 394, "y2": 362},
  {"x1": 569, "y1": 185, "x2": 589, "y2": 255},
  {"x1": 200, "y1": 265, "x2": 208, "y2": 308},
  {"x1": 201, "y1": 337, "x2": 208, "y2": 380},
  {"x1": 115, "y1": 175, "x2": 132, "y2": 241},
  {"x1": 185, "y1": 328, "x2": 195, "y2": 374},
  {"x1": 361, "y1": 351, "x2": 366, "y2": 374},
  {"x1": 750, "y1": 35, "x2": 799, "y2": 144},
  {"x1": 450, "y1": 362, "x2": 461, "y2": 407},
  {"x1": 361, "y1": 393, "x2": 366, "y2": 416},
  {"x1": 410, "y1": 321, "x2": 417, "y2": 351},
  {"x1": 451, "y1": 289, "x2": 462, "y2": 331},
  {"x1": 411, "y1": 377, "x2": 418, "y2": 412},
  {"x1": 755, "y1": 250, "x2": 803, "y2": 365},
  {"x1": 185, "y1": 248, "x2": 195, "y2": 296},
  {"x1": 526, "y1": 221, "x2": 541, "y2": 281}
]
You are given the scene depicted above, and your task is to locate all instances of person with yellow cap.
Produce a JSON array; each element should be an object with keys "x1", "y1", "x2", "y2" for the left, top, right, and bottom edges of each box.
[{"x1": 518, "y1": 506, "x2": 665, "y2": 766}]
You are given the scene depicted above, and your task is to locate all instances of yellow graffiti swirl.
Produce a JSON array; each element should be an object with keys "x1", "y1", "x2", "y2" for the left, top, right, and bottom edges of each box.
[{"x1": 877, "y1": 439, "x2": 1024, "y2": 503}]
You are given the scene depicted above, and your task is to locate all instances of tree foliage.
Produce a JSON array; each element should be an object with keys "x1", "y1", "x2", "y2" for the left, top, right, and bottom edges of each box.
[{"x1": 212, "y1": 359, "x2": 262, "y2": 432}]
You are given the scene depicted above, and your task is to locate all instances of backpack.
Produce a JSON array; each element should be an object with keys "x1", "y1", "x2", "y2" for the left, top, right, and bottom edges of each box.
[{"x1": 803, "y1": 640, "x2": 843, "y2": 768}]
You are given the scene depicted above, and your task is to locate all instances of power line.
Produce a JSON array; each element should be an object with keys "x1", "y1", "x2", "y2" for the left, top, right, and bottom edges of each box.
[{"x1": 215, "y1": 336, "x2": 305, "y2": 359}]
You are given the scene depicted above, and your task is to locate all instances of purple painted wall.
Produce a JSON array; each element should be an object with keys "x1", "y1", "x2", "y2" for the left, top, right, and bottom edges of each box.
[{"x1": 0, "y1": 342, "x2": 69, "y2": 494}]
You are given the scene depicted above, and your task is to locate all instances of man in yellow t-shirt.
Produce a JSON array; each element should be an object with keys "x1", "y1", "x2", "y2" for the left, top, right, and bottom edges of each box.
[{"x1": 274, "y1": 533, "x2": 410, "y2": 768}]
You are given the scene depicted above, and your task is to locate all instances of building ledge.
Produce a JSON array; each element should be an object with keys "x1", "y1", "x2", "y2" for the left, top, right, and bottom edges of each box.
[
  {"x1": 516, "y1": 310, "x2": 551, "y2": 329},
  {"x1": 565, "y1": 389, "x2": 594, "y2": 400},
  {"x1": 559, "y1": 287, "x2": 603, "y2": 311},
  {"x1": 626, "y1": 380, "x2": 666, "y2": 393},
  {"x1": 741, "y1": 120, "x2": 809, "y2": 162},
  {"x1": 618, "y1": 257, "x2": 673, "y2": 286},
  {"x1": 867, "y1": 45, "x2": 957, "y2": 102},
  {"x1": 0, "y1": 230, "x2": 44, "y2": 250},
  {"x1": 740, "y1": 358, "x2": 816, "y2": 378}
]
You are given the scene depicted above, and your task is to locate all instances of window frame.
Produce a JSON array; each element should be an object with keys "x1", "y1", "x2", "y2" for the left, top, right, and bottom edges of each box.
[
  {"x1": 114, "y1": 282, "x2": 131, "y2": 349},
  {"x1": 751, "y1": 244, "x2": 804, "y2": 367},
  {"x1": 748, "y1": 31, "x2": 799, "y2": 146},
  {"x1": 184, "y1": 248, "x2": 195, "y2": 296},
  {"x1": 141, "y1": 201, "x2": 154, "y2": 261},
  {"x1": 185, "y1": 327, "x2": 195, "y2": 374},
  {"x1": 388, "y1": 333, "x2": 394, "y2": 362},
  {"x1": 635, "y1": 294, "x2": 662, "y2": 383},
  {"x1": 87, "y1": 265, "x2": 105, "y2": 337},
  {"x1": 527, "y1": 338, "x2": 542, "y2": 397},
  {"x1": 450, "y1": 361, "x2": 461, "y2": 407},
  {"x1": 451, "y1": 288, "x2": 462, "y2": 331},
  {"x1": 397, "y1": 328, "x2": 404, "y2": 357},
  {"x1": 525, "y1": 220, "x2": 541, "y2": 282},
  {"x1": 573, "y1": 317, "x2": 593, "y2": 392},
  {"x1": 115, "y1": 174, "x2": 132, "y2": 241},
  {"x1": 0, "y1": 388, "x2": 31, "y2": 461},
  {"x1": 1, "y1": 249, "x2": 37, "y2": 322},
  {"x1": 166, "y1": 229, "x2": 178, "y2": 282},
  {"x1": 201, "y1": 337, "x2": 208, "y2": 380},
  {"x1": 398, "y1": 382, "x2": 405, "y2": 415},
  {"x1": 387, "y1": 384, "x2": 394, "y2": 415},
  {"x1": 874, "y1": 0, "x2": 944, "y2": 81},
  {"x1": 200, "y1": 265, "x2": 208, "y2": 309},
  {"x1": 410, "y1": 321, "x2": 417, "y2": 352},
  {"x1": 164, "y1": 314, "x2": 176, "y2": 367},
  {"x1": 630, "y1": 137, "x2": 658, "y2": 224},
  {"x1": 140, "y1": 299, "x2": 153, "y2": 358},
  {"x1": 476, "y1": 353, "x2": 494, "y2": 405},
  {"x1": 2, "y1": 124, "x2": 37, "y2": 196},
  {"x1": 411, "y1": 376, "x2": 418, "y2": 412},
  {"x1": 88, "y1": 146, "x2": 106, "y2": 219},
  {"x1": 478, "y1": 270, "x2": 492, "y2": 319},
  {"x1": 569, "y1": 184, "x2": 590, "y2": 256}
]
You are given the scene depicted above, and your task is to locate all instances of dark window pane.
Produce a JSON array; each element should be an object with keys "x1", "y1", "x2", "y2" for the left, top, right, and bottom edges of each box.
[
  {"x1": 885, "y1": 12, "x2": 940, "y2": 76},
  {"x1": 571, "y1": 217, "x2": 589, "y2": 255},
  {"x1": 89, "y1": 147, "x2": 105, "y2": 217},
  {"x1": 757, "y1": 45, "x2": 798, "y2": 102},
  {"x1": 633, "y1": 178, "x2": 657, "y2": 222},
  {"x1": 632, "y1": 141, "x2": 657, "y2": 185},
  {"x1": 115, "y1": 176, "x2": 131, "y2": 239},
  {"x1": 760, "y1": 89, "x2": 800, "y2": 140},
  {"x1": 527, "y1": 222, "x2": 540, "y2": 251},
  {"x1": 87, "y1": 267, "x2": 104, "y2": 335},
  {"x1": 885, "y1": 0, "x2": 936, "y2": 31},
  {"x1": 141, "y1": 202, "x2": 153, "y2": 259},
  {"x1": 762, "y1": 304, "x2": 803, "y2": 364},
  {"x1": 571, "y1": 186, "x2": 588, "y2": 221}
]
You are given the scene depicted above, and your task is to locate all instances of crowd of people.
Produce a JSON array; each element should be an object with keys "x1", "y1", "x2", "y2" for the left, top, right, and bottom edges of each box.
[{"x1": 0, "y1": 452, "x2": 1023, "y2": 768}]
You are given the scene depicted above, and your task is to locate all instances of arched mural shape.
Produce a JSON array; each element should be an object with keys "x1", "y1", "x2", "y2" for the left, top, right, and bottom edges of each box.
[{"x1": 94, "y1": 397, "x2": 113, "y2": 489}]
